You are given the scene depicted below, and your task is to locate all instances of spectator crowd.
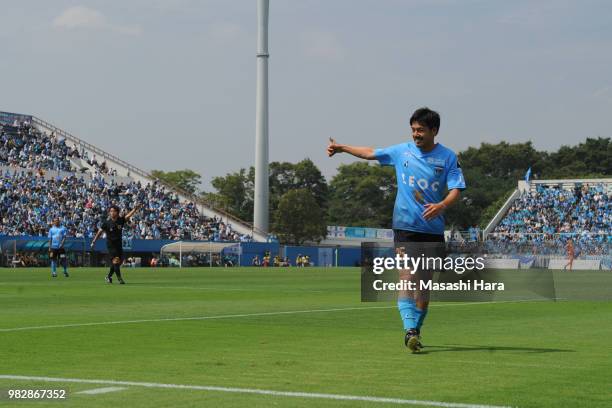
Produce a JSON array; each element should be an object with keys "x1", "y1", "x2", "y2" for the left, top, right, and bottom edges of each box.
[
  {"x1": 0, "y1": 169, "x2": 251, "y2": 242},
  {"x1": 0, "y1": 119, "x2": 250, "y2": 242},
  {"x1": 1, "y1": 120, "x2": 72, "y2": 171},
  {"x1": 488, "y1": 183, "x2": 610, "y2": 255}
]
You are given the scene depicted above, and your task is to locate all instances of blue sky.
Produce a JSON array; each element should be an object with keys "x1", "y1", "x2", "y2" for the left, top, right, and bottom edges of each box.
[{"x1": 1, "y1": 0, "x2": 611, "y2": 188}]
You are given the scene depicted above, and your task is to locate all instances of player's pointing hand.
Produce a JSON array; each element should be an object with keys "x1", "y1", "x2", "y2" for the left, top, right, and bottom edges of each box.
[{"x1": 327, "y1": 137, "x2": 343, "y2": 157}]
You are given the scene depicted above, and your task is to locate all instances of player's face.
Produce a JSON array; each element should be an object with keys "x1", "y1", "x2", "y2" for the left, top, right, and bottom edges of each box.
[
  {"x1": 411, "y1": 122, "x2": 438, "y2": 150},
  {"x1": 53, "y1": 218, "x2": 60, "y2": 227},
  {"x1": 109, "y1": 208, "x2": 118, "y2": 219}
]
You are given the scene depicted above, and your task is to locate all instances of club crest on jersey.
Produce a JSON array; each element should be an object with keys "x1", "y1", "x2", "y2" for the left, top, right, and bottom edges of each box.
[
  {"x1": 427, "y1": 157, "x2": 445, "y2": 166},
  {"x1": 434, "y1": 166, "x2": 444, "y2": 177},
  {"x1": 413, "y1": 189, "x2": 425, "y2": 204},
  {"x1": 403, "y1": 160, "x2": 409, "y2": 168}
]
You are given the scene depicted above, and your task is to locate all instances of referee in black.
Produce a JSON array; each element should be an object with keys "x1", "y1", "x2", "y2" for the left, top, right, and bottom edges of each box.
[{"x1": 91, "y1": 204, "x2": 141, "y2": 284}]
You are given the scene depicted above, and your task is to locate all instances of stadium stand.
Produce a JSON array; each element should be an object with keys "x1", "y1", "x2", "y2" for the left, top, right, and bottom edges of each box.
[
  {"x1": 486, "y1": 179, "x2": 611, "y2": 256},
  {"x1": 1, "y1": 120, "x2": 73, "y2": 172},
  {"x1": 0, "y1": 169, "x2": 248, "y2": 241},
  {"x1": 0, "y1": 111, "x2": 262, "y2": 242}
]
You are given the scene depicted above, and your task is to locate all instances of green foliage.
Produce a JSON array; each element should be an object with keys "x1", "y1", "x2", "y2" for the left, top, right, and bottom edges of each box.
[
  {"x1": 327, "y1": 162, "x2": 396, "y2": 228},
  {"x1": 209, "y1": 159, "x2": 328, "y2": 226},
  {"x1": 151, "y1": 169, "x2": 202, "y2": 195},
  {"x1": 269, "y1": 159, "x2": 328, "y2": 215},
  {"x1": 273, "y1": 189, "x2": 327, "y2": 244},
  {"x1": 209, "y1": 168, "x2": 254, "y2": 222},
  {"x1": 542, "y1": 137, "x2": 611, "y2": 178}
]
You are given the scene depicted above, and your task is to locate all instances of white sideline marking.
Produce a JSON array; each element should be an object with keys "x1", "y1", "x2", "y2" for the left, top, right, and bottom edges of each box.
[
  {"x1": 142, "y1": 285, "x2": 326, "y2": 293},
  {"x1": 0, "y1": 299, "x2": 549, "y2": 333},
  {"x1": 0, "y1": 306, "x2": 394, "y2": 333},
  {"x1": 77, "y1": 386, "x2": 126, "y2": 395},
  {"x1": 0, "y1": 375, "x2": 511, "y2": 408}
]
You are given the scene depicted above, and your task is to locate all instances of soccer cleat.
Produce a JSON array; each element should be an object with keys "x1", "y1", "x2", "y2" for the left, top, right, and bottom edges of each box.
[
  {"x1": 52, "y1": 273, "x2": 57, "y2": 278},
  {"x1": 105, "y1": 276, "x2": 113, "y2": 284},
  {"x1": 118, "y1": 278, "x2": 126, "y2": 285},
  {"x1": 64, "y1": 272, "x2": 69, "y2": 277},
  {"x1": 404, "y1": 329, "x2": 423, "y2": 353}
]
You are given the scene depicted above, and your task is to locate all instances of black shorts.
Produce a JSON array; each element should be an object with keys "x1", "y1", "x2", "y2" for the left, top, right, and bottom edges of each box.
[
  {"x1": 49, "y1": 247, "x2": 66, "y2": 261},
  {"x1": 107, "y1": 245, "x2": 124, "y2": 262},
  {"x1": 393, "y1": 230, "x2": 445, "y2": 243},
  {"x1": 393, "y1": 229, "x2": 446, "y2": 266}
]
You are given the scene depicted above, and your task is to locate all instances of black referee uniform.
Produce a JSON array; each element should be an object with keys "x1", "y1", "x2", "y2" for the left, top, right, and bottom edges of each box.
[{"x1": 101, "y1": 216, "x2": 126, "y2": 282}]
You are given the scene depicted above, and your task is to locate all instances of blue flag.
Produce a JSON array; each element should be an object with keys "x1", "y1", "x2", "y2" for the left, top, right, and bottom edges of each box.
[{"x1": 525, "y1": 167, "x2": 532, "y2": 182}]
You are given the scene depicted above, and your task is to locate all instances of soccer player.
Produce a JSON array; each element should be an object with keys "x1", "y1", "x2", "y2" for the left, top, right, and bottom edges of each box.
[
  {"x1": 563, "y1": 239, "x2": 575, "y2": 271},
  {"x1": 91, "y1": 204, "x2": 141, "y2": 284},
  {"x1": 327, "y1": 107, "x2": 466, "y2": 352},
  {"x1": 48, "y1": 217, "x2": 69, "y2": 278}
]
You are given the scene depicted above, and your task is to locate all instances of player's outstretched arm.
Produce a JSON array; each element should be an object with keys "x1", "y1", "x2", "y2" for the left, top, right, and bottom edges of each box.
[
  {"x1": 125, "y1": 203, "x2": 141, "y2": 221},
  {"x1": 90, "y1": 229, "x2": 103, "y2": 248},
  {"x1": 327, "y1": 138, "x2": 376, "y2": 160}
]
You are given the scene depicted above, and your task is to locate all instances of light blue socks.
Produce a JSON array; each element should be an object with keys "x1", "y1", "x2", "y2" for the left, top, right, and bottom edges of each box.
[{"x1": 398, "y1": 298, "x2": 416, "y2": 330}]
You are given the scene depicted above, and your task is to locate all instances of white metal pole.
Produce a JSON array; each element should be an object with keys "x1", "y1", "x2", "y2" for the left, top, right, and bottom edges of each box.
[
  {"x1": 254, "y1": 0, "x2": 270, "y2": 234},
  {"x1": 179, "y1": 242, "x2": 182, "y2": 268}
]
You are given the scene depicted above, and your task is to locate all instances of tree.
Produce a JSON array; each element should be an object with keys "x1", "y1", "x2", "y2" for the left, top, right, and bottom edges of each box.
[
  {"x1": 273, "y1": 189, "x2": 327, "y2": 244},
  {"x1": 209, "y1": 159, "x2": 328, "y2": 224},
  {"x1": 151, "y1": 169, "x2": 202, "y2": 195},
  {"x1": 327, "y1": 162, "x2": 396, "y2": 228},
  {"x1": 269, "y1": 159, "x2": 328, "y2": 214},
  {"x1": 209, "y1": 168, "x2": 253, "y2": 221},
  {"x1": 542, "y1": 137, "x2": 611, "y2": 178}
]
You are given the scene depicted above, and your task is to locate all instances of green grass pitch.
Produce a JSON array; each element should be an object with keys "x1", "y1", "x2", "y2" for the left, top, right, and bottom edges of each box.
[{"x1": 1, "y1": 267, "x2": 610, "y2": 407}]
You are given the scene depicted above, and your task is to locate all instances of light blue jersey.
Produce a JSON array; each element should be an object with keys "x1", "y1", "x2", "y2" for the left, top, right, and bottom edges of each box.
[
  {"x1": 48, "y1": 225, "x2": 67, "y2": 249},
  {"x1": 374, "y1": 142, "x2": 466, "y2": 235}
]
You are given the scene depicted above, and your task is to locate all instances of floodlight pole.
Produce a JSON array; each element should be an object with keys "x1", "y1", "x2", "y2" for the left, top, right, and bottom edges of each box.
[{"x1": 254, "y1": 0, "x2": 270, "y2": 234}]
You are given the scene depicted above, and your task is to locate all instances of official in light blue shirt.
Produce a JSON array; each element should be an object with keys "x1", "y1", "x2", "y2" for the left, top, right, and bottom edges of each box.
[
  {"x1": 48, "y1": 223, "x2": 67, "y2": 250},
  {"x1": 48, "y1": 218, "x2": 69, "y2": 278}
]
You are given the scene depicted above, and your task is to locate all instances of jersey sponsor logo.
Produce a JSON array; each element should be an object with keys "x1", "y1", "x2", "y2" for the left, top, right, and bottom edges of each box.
[{"x1": 401, "y1": 174, "x2": 441, "y2": 192}]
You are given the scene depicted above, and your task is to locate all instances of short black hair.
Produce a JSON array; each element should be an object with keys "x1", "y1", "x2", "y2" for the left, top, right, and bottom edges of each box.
[
  {"x1": 410, "y1": 107, "x2": 440, "y2": 132},
  {"x1": 109, "y1": 205, "x2": 120, "y2": 213}
]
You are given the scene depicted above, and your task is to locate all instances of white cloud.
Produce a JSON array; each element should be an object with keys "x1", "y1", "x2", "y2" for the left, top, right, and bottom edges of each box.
[
  {"x1": 301, "y1": 30, "x2": 346, "y2": 61},
  {"x1": 53, "y1": 6, "x2": 142, "y2": 36}
]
